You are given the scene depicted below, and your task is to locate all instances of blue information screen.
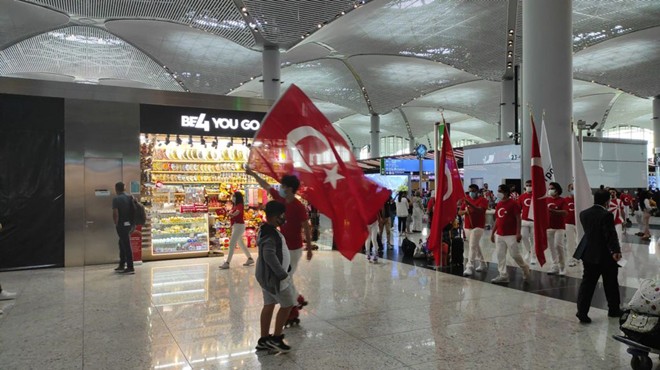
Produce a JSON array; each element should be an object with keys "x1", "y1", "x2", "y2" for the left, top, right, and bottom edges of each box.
[{"x1": 381, "y1": 159, "x2": 434, "y2": 175}]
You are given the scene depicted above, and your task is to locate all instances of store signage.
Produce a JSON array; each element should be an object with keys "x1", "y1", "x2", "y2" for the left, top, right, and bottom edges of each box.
[
  {"x1": 141, "y1": 104, "x2": 266, "y2": 138},
  {"x1": 180, "y1": 114, "x2": 261, "y2": 132},
  {"x1": 381, "y1": 159, "x2": 435, "y2": 175}
]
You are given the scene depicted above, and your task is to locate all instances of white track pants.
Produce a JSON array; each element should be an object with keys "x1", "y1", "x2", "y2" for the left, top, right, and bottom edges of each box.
[
  {"x1": 495, "y1": 235, "x2": 528, "y2": 277},
  {"x1": 547, "y1": 229, "x2": 566, "y2": 270},
  {"x1": 464, "y1": 228, "x2": 485, "y2": 268}
]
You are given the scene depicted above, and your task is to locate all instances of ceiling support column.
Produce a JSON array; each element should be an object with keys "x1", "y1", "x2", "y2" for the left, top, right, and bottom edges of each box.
[
  {"x1": 500, "y1": 78, "x2": 516, "y2": 141},
  {"x1": 521, "y1": 0, "x2": 572, "y2": 186},
  {"x1": 370, "y1": 114, "x2": 380, "y2": 159},
  {"x1": 653, "y1": 96, "x2": 660, "y2": 158},
  {"x1": 262, "y1": 45, "x2": 281, "y2": 101}
]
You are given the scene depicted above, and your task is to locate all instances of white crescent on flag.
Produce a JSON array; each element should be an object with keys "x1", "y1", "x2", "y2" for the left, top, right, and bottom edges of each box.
[
  {"x1": 442, "y1": 162, "x2": 453, "y2": 201},
  {"x1": 286, "y1": 126, "x2": 347, "y2": 189}
]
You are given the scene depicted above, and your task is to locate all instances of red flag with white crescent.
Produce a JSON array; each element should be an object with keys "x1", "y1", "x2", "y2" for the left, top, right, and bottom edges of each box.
[
  {"x1": 248, "y1": 85, "x2": 391, "y2": 260},
  {"x1": 531, "y1": 116, "x2": 549, "y2": 266},
  {"x1": 427, "y1": 125, "x2": 464, "y2": 266}
]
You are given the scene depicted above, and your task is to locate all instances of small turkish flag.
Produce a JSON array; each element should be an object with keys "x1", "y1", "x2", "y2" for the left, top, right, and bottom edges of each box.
[
  {"x1": 427, "y1": 125, "x2": 465, "y2": 266},
  {"x1": 248, "y1": 85, "x2": 391, "y2": 260},
  {"x1": 530, "y1": 116, "x2": 549, "y2": 266}
]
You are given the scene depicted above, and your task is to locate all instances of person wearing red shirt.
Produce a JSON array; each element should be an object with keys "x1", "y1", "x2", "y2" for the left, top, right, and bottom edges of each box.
[
  {"x1": 246, "y1": 168, "x2": 313, "y2": 274},
  {"x1": 546, "y1": 182, "x2": 568, "y2": 275},
  {"x1": 620, "y1": 190, "x2": 633, "y2": 224},
  {"x1": 426, "y1": 191, "x2": 436, "y2": 226},
  {"x1": 490, "y1": 184, "x2": 531, "y2": 284},
  {"x1": 458, "y1": 184, "x2": 488, "y2": 276},
  {"x1": 565, "y1": 184, "x2": 579, "y2": 268},
  {"x1": 518, "y1": 180, "x2": 537, "y2": 265},
  {"x1": 608, "y1": 188, "x2": 625, "y2": 244},
  {"x1": 219, "y1": 191, "x2": 254, "y2": 269}
]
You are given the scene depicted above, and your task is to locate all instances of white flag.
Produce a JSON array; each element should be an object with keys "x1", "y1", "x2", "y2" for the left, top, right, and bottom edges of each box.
[
  {"x1": 571, "y1": 134, "x2": 592, "y2": 241},
  {"x1": 540, "y1": 118, "x2": 555, "y2": 183}
]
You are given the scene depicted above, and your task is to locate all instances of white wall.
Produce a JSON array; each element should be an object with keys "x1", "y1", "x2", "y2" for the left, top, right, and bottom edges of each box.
[
  {"x1": 463, "y1": 143, "x2": 521, "y2": 190},
  {"x1": 581, "y1": 139, "x2": 647, "y2": 188},
  {"x1": 462, "y1": 139, "x2": 648, "y2": 189}
]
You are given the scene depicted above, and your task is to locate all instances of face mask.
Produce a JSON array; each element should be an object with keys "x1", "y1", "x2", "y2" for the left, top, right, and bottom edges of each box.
[
  {"x1": 525, "y1": 186, "x2": 532, "y2": 193},
  {"x1": 568, "y1": 190, "x2": 574, "y2": 195},
  {"x1": 469, "y1": 192, "x2": 477, "y2": 199},
  {"x1": 496, "y1": 192, "x2": 504, "y2": 200},
  {"x1": 548, "y1": 189, "x2": 556, "y2": 196},
  {"x1": 278, "y1": 188, "x2": 287, "y2": 198}
]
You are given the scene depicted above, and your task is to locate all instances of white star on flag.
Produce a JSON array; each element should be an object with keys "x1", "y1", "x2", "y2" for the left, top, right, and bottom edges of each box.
[{"x1": 323, "y1": 165, "x2": 344, "y2": 189}]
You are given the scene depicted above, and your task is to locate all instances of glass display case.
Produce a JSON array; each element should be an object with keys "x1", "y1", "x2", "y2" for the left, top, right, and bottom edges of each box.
[{"x1": 151, "y1": 212, "x2": 209, "y2": 255}]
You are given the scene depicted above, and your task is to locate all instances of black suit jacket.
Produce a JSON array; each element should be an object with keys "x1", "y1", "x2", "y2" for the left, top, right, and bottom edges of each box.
[{"x1": 574, "y1": 205, "x2": 621, "y2": 264}]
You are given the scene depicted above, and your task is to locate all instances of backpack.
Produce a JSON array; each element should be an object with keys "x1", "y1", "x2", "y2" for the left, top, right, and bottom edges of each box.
[
  {"x1": 130, "y1": 196, "x2": 147, "y2": 226},
  {"x1": 401, "y1": 237, "x2": 416, "y2": 258}
]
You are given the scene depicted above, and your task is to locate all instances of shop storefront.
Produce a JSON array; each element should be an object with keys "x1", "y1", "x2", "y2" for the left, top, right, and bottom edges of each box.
[{"x1": 138, "y1": 104, "x2": 276, "y2": 261}]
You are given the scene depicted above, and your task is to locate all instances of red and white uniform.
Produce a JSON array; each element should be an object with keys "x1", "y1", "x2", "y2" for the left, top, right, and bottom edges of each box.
[
  {"x1": 493, "y1": 198, "x2": 527, "y2": 278},
  {"x1": 461, "y1": 196, "x2": 488, "y2": 268},
  {"x1": 517, "y1": 192, "x2": 535, "y2": 260},
  {"x1": 608, "y1": 197, "x2": 624, "y2": 242},
  {"x1": 564, "y1": 196, "x2": 578, "y2": 259},
  {"x1": 546, "y1": 196, "x2": 567, "y2": 271}
]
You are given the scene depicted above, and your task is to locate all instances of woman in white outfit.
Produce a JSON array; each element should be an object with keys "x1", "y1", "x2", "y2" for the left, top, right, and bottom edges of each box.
[
  {"x1": 365, "y1": 210, "x2": 383, "y2": 263},
  {"x1": 219, "y1": 192, "x2": 254, "y2": 269},
  {"x1": 640, "y1": 191, "x2": 652, "y2": 241},
  {"x1": 395, "y1": 192, "x2": 410, "y2": 237},
  {"x1": 411, "y1": 191, "x2": 424, "y2": 233}
]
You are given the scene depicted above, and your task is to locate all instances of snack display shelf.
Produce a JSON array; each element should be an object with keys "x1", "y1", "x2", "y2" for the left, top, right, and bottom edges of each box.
[
  {"x1": 151, "y1": 171, "x2": 246, "y2": 174},
  {"x1": 153, "y1": 159, "x2": 245, "y2": 164}
]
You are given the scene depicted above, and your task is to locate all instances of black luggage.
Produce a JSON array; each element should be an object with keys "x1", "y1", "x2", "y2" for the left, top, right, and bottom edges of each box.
[
  {"x1": 620, "y1": 310, "x2": 660, "y2": 349},
  {"x1": 401, "y1": 237, "x2": 416, "y2": 258},
  {"x1": 449, "y1": 237, "x2": 464, "y2": 266}
]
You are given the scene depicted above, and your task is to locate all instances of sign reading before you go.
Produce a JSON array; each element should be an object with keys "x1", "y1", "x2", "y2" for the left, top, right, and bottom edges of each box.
[{"x1": 181, "y1": 114, "x2": 261, "y2": 132}]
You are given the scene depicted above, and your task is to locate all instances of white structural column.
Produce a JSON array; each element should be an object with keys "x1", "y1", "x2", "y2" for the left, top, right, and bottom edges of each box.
[
  {"x1": 409, "y1": 136, "x2": 416, "y2": 153},
  {"x1": 370, "y1": 114, "x2": 380, "y2": 158},
  {"x1": 262, "y1": 45, "x2": 281, "y2": 101},
  {"x1": 500, "y1": 78, "x2": 515, "y2": 141},
  {"x1": 654, "y1": 96, "x2": 660, "y2": 157},
  {"x1": 521, "y1": 0, "x2": 573, "y2": 185},
  {"x1": 654, "y1": 96, "x2": 660, "y2": 185}
]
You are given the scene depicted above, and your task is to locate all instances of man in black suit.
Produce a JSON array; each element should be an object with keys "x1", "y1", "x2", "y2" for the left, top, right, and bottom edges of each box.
[{"x1": 574, "y1": 189, "x2": 623, "y2": 323}]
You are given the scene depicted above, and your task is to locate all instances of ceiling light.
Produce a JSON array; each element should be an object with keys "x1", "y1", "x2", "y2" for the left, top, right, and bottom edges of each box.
[
  {"x1": 317, "y1": 24, "x2": 322, "y2": 28},
  {"x1": 188, "y1": 135, "x2": 193, "y2": 145},
  {"x1": 176, "y1": 135, "x2": 182, "y2": 145},
  {"x1": 241, "y1": 7, "x2": 247, "y2": 12}
]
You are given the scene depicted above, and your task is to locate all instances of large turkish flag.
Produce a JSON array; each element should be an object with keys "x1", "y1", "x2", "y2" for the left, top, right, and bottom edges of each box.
[
  {"x1": 427, "y1": 125, "x2": 465, "y2": 266},
  {"x1": 248, "y1": 85, "x2": 391, "y2": 260},
  {"x1": 530, "y1": 116, "x2": 549, "y2": 266}
]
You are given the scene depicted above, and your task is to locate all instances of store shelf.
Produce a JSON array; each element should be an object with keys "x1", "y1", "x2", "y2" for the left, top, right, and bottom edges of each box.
[
  {"x1": 153, "y1": 159, "x2": 245, "y2": 164},
  {"x1": 154, "y1": 181, "x2": 261, "y2": 185},
  {"x1": 151, "y1": 171, "x2": 247, "y2": 174}
]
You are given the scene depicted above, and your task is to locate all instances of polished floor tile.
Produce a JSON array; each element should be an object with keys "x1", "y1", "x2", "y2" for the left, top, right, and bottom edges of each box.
[{"x1": 1, "y1": 244, "x2": 658, "y2": 369}]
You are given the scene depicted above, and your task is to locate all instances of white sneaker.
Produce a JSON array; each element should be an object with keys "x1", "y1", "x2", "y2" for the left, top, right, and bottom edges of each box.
[
  {"x1": 219, "y1": 262, "x2": 230, "y2": 269},
  {"x1": 568, "y1": 259, "x2": 577, "y2": 267},
  {"x1": 530, "y1": 256, "x2": 537, "y2": 265},
  {"x1": 0, "y1": 291, "x2": 16, "y2": 301},
  {"x1": 559, "y1": 267, "x2": 567, "y2": 276},
  {"x1": 522, "y1": 266, "x2": 531, "y2": 280},
  {"x1": 475, "y1": 261, "x2": 488, "y2": 272},
  {"x1": 463, "y1": 266, "x2": 474, "y2": 276},
  {"x1": 547, "y1": 265, "x2": 560, "y2": 275},
  {"x1": 491, "y1": 275, "x2": 510, "y2": 284},
  {"x1": 243, "y1": 258, "x2": 255, "y2": 266},
  {"x1": 372, "y1": 257, "x2": 379, "y2": 264}
]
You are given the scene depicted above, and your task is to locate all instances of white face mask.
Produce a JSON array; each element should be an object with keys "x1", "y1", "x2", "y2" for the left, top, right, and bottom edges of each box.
[
  {"x1": 548, "y1": 189, "x2": 556, "y2": 196},
  {"x1": 496, "y1": 192, "x2": 504, "y2": 200},
  {"x1": 525, "y1": 186, "x2": 532, "y2": 193}
]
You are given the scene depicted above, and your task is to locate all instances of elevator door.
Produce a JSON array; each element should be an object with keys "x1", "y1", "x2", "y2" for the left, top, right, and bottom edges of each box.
[{"x1": 84, "y1": 158, "x2": 123, "y2": 265}]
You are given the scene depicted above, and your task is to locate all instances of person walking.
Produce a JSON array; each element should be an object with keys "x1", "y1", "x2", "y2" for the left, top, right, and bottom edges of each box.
[
  {"x1": 518, "y1": 180, "x2": 537, "y2": 265},
  {"x1": 459, "y1": 184, "x2": 489, "y2": 276},
  {"x1": 639, "y1": 190, "x2": 652, "y2": 241},
  {"x1": 379, "y1": 198, "x2": 393, "y2": 249},
  {"x1": 395, "y1": 192, "x2": 410, "y2": 238},
  {"x1": 490, "y1": 184, "x2": 531, "y2": 284},
  {"x1": 112, "y1": 182, "x2": 135, "y2": 274},
  {"x1": 411, "y1": 191, "x2": 424, "y2": 233},
  {"x1": 365, "y1": 213, "x2": 382, "y2": 263},
  {"x1": 426, "y1": 190, "x2": 436, "y2": 226},
  {"x1": 254, "y1": 201, "x2": 296, "y2": 352},
  {"x1": 219, "y1": 191, "x2": 254, "y2": 269},
  {"x1": 546, "y1": 182, "x2": 568, "y2": 276},
  {"x1": 574, "y1": 189, "x2": 623, "y2": 323},
  {"x1": 565, "y1": 184, "x2": 579, "y2": 267},
  {"x1": 607, "y1": 188, "x2": 625, "y2": 244}
]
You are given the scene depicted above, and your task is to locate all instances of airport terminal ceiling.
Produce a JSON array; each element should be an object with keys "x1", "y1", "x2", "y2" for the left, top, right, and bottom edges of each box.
[{"x1": 0, "y1": 0, "x2": 658, "y2": 147}]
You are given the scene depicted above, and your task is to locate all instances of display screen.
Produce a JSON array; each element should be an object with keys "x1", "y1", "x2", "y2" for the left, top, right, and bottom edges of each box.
[{"x1": 381, "y1": 159, "x2": 434, "y2": 175}]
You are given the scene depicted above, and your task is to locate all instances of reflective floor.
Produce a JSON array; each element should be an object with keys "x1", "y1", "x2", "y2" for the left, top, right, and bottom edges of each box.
[{"x1": 0, "y1": 220, "x2": 659, "y2": 369}]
